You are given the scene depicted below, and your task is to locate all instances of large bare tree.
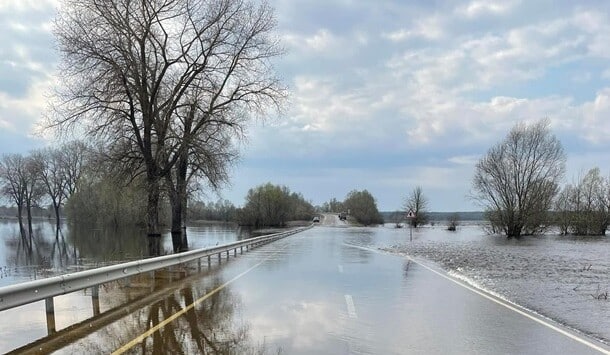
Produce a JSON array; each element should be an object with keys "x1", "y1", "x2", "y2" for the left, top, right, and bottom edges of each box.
[
  {"x1": 472, "y1": 120, "x2": 566, "y2": 238},
  {"x1": 52, "y1": 0, "x2": 285, "y2": 243}
]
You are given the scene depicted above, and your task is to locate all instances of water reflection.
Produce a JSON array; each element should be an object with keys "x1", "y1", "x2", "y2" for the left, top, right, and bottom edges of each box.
[
  {"x1": 6, "y1": 258, "x2": 273, "y2": 354},
  {"x1": 0, "y1": 220, "x2": 246, "y2": 288}
]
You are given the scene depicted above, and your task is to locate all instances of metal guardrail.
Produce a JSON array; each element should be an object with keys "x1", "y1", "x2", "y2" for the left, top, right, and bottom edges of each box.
[{"x1": 0, "y1": 225, "x2": 312, "y2": 313}]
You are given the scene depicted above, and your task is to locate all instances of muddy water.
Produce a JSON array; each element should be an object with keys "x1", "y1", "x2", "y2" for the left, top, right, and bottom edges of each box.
[{"x1": 379, "y1": 223, "x2": 610, "y2": 346}]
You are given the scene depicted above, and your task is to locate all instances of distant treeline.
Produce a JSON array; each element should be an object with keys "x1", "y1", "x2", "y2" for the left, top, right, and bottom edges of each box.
[
  {"x1": 380, "y1": 211, "x2": 484, "y2": 223},
  {"x1": 0, "y1": 205, "x2": 56, "y2": 219}
]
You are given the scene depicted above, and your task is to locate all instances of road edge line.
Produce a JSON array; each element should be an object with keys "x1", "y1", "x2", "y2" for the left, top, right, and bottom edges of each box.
[{"x1": 342, "y1": 243, "x2": 610, "y2": 355}]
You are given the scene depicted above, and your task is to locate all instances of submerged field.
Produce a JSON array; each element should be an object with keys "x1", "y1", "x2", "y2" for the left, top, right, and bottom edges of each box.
[{"x1": 379, "y1": 224, "x2": 610, "y2": 346}]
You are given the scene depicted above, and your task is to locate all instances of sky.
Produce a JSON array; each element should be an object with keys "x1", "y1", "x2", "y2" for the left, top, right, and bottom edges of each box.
[{"x1": 2, "y1": 0, "x2": 610, "y2": 212}]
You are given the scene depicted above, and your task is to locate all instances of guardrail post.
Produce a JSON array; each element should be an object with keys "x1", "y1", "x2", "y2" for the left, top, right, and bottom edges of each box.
[
  {"x1": 240, "y1": 246, "x2": 243, "y2": 254},
  {"x1": 208, "y1": 255, "x2": 211, "y2": 267},
  {"x1": 233, "y1": 248, "x2": 237, "y2": 257},
  {"x1": 218, "y1": 253, "x2": 221, "y2": 263},
  {"x1": 198, "y1": 258, "x2": 201, "y2": 271},
  {"x1": 226, "y1": 250, "x2": 229, "y2": 259},
  {"x1": 45, "y1": 297, "x2": 56, "y2": 335},
  {"x1": 91, "y1": 285, "x2": 100, "y2": 316}
]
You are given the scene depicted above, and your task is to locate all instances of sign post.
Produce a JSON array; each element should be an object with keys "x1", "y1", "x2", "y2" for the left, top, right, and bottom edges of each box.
[{"x1": 406, "y1": 209, "x2": 416, "y2": 242}]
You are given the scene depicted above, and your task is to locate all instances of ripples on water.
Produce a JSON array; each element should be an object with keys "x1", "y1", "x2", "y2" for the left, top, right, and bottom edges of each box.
[{"x1": 377, "y1": 223, "x2": 610, "y2": 345}]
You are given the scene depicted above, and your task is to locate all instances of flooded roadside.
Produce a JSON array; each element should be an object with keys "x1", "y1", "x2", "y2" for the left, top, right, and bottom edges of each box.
[
  {"x1": 0, "y1": 220, "x2": 247, "y2": 288},
  {"x1": 379, "y1": 224, "x2": 610, "y2": 346}
]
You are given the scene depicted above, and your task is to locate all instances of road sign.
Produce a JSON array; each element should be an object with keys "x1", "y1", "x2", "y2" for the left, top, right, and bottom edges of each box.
[{"x1": 406, "y1": 209, "x2": 416, "y2": 218}]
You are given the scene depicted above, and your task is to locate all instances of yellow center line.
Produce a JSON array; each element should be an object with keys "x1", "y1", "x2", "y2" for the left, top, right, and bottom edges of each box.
[{"x1": 112, "y1": 246, "x2": 285, "y2": 355}]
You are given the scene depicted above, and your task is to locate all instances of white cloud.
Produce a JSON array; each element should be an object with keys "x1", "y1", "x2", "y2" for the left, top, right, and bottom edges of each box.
[
  {"x1": 5, "y1": 0, "x2": 610, "y2": 211},
  {"x1": 382, "y1": 16, "x2": 445, "y2": 42},
  {"x1": 581, "y1": 89, "x2": 610, "y2": 144},
  {"x1": 282, "y1": 29, "x2": 346, "y2": 55},
  {"x1": 448, "y1": 155, "x2": 480, "y2": 166},
  {"x1": 457, "y1": 0, "x2": 520, "y2": 18},
  {"x1": 304, "y1": 29, "x2": 335, "y2": 51},
  {"x1": 0, "y1": 0, "x2": 57, "y2": 12},
  {"x1": 0, "y1": 75, "x2": 55, "y2": 137}
]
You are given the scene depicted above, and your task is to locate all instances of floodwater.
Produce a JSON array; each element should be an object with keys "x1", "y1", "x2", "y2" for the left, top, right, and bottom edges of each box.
[
  {"x1": 381, "y1": 223, "x2": 610, "y2": 347},
  {"x1": 1, "y1": 220, "x2": 608, "y2": 354},
  {"x1": 0, "y1": 219, "x2": 248, "y2": 288}
]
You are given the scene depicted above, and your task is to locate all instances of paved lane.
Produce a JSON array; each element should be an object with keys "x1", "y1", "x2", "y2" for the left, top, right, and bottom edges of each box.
[
  {"x1": 10, "y1": 225, "x2": 609, "y2": 354},
  {"x1": 220, "y1": 226, "x2": 605, "y2": 354}
]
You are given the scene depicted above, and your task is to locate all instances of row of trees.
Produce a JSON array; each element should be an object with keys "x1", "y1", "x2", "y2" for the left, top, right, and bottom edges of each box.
[
  {"x1": 343, "y1": 190, "x2": 384, "y2": 226},
  {"x1": 555, "y1": 167, "x2": 610, "y2": 236},
  {"x1": 238, "y1": 183, "x2": 315, "y2": 228},
  {"x1": 189, "y1": 199, "x2": 238, "y2": 222},
  {"x1": 473, "y1": 119, "x2": 610, "y2": 238},
  {"x1": 50, "y1": 0, "x2": 285, "y2": 253},
  {"x1": 0, "y1": 141, "x2": 87, "y2": 247},
  {"x1": 320, "y1": 190, "x2": 383, "y2": 226}
]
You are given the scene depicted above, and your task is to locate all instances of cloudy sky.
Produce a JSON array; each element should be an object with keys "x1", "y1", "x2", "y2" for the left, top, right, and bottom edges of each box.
[{"x1": 2, "y1": 0, "x2": 610, "y2": 211}]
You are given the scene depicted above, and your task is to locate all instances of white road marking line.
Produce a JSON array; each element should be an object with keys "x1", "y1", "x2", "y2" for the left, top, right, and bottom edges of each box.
[
  {"x1": 342, "y1": 243, "x2": 610, "y2": 355},
  {"x1": 338, "y1": 265, "x2": 344, "y2": 273},
  {"x1": 345, "y1": 294, "x2": 357, "y2": 319}
]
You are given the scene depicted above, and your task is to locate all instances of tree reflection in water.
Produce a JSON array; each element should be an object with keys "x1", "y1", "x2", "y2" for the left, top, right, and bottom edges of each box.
[
  {"x1": 140, "y1": 281, "x2": 249, "y2": 354},
  {"x1": 68, "y1": 270, "x2": 275, "y2": 355},
  {"x1": 1, "y1": 222, "x2": 75, "y2": 284}
]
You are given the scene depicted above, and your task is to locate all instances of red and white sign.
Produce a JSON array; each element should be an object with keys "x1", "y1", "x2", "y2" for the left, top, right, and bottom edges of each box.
[{"x1": 406, "y1": 209, "x2": 416, "y2": 218}]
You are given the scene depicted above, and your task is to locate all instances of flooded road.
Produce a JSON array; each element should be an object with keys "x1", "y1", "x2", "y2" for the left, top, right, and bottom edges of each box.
[{"x1": 2, "y1": 223, "x2": 607, "y2": 354}]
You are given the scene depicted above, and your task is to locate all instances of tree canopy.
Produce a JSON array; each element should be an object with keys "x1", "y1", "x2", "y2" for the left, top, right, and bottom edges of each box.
[
  {"x1": 472, "y1": 120, "x2": 565, "y2": 238},
  {"x1": 52, "y1": 0, "x2": 285, "y2": 246},
  {"x1": 343, "y1": 189, "x2": 383, "y2": 226}
]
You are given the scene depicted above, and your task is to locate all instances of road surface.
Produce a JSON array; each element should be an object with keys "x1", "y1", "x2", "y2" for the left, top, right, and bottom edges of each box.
[{"x1": 3, "y1": 220, "x2": 609, "y2": 354}]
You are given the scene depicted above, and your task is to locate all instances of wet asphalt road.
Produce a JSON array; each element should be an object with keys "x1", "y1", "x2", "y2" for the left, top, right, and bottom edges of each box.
[{"x1": 3, "y1": 222, "x2": 609, "y2": 354}]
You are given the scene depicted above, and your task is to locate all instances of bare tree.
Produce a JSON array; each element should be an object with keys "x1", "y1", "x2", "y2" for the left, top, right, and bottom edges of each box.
[
  {"x1": 554, "y1": 184, "x2": 573, "y2": 235},
  {"x1": 447, "y1": 212, "x2": 459, "y2": 231},
  {"x1": 404, "y1": 186, "x2": 429, "y2": 228},
  {"x1": 59, "y1": 140, "x2": 89, "y2": 200},
  {"x1": 554, "y1": 168, "x2": 609, "y2": 235},
  {"x1": 165, "y1": 109, "x2": 240, "y2": 251},
  {"x1": 32, "y1": 148, "x2": 67, "y2": 233},
  {"x1": 472, "y1": 120, "x2": 565, "y2": 238},
  {"x1": 0, "y1": 153, "x2": 44, "y2": 245},
  {"x1": 0, "y1": 154, "x2": 28, "y2": 243},
  {"x1": 23, "y1": 156, "x2": 44, "y2": 240},
  {"x1": 52, "y1": 0, "x2": 285, "y2": 246}
]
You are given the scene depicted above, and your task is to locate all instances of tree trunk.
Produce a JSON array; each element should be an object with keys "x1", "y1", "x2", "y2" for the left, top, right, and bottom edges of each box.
[
  {"x1": 169, "y1": 189, "x2": 183, "y2": 253},
  {"x1": 53, "y1": 200, "x2": 61, "y2": 237},
  {"x1": 168, "y1": 155, "x2": 189, "y2": 253},
  {"x1": 146, "y1": 175, "x2": 162, "y2": 256},
  {"x1": 16, "y1": 203, "x2": 27, "y2": 246},
  {"x1": 26, "y1": 198, "x2": 34, "y2": 248}
]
